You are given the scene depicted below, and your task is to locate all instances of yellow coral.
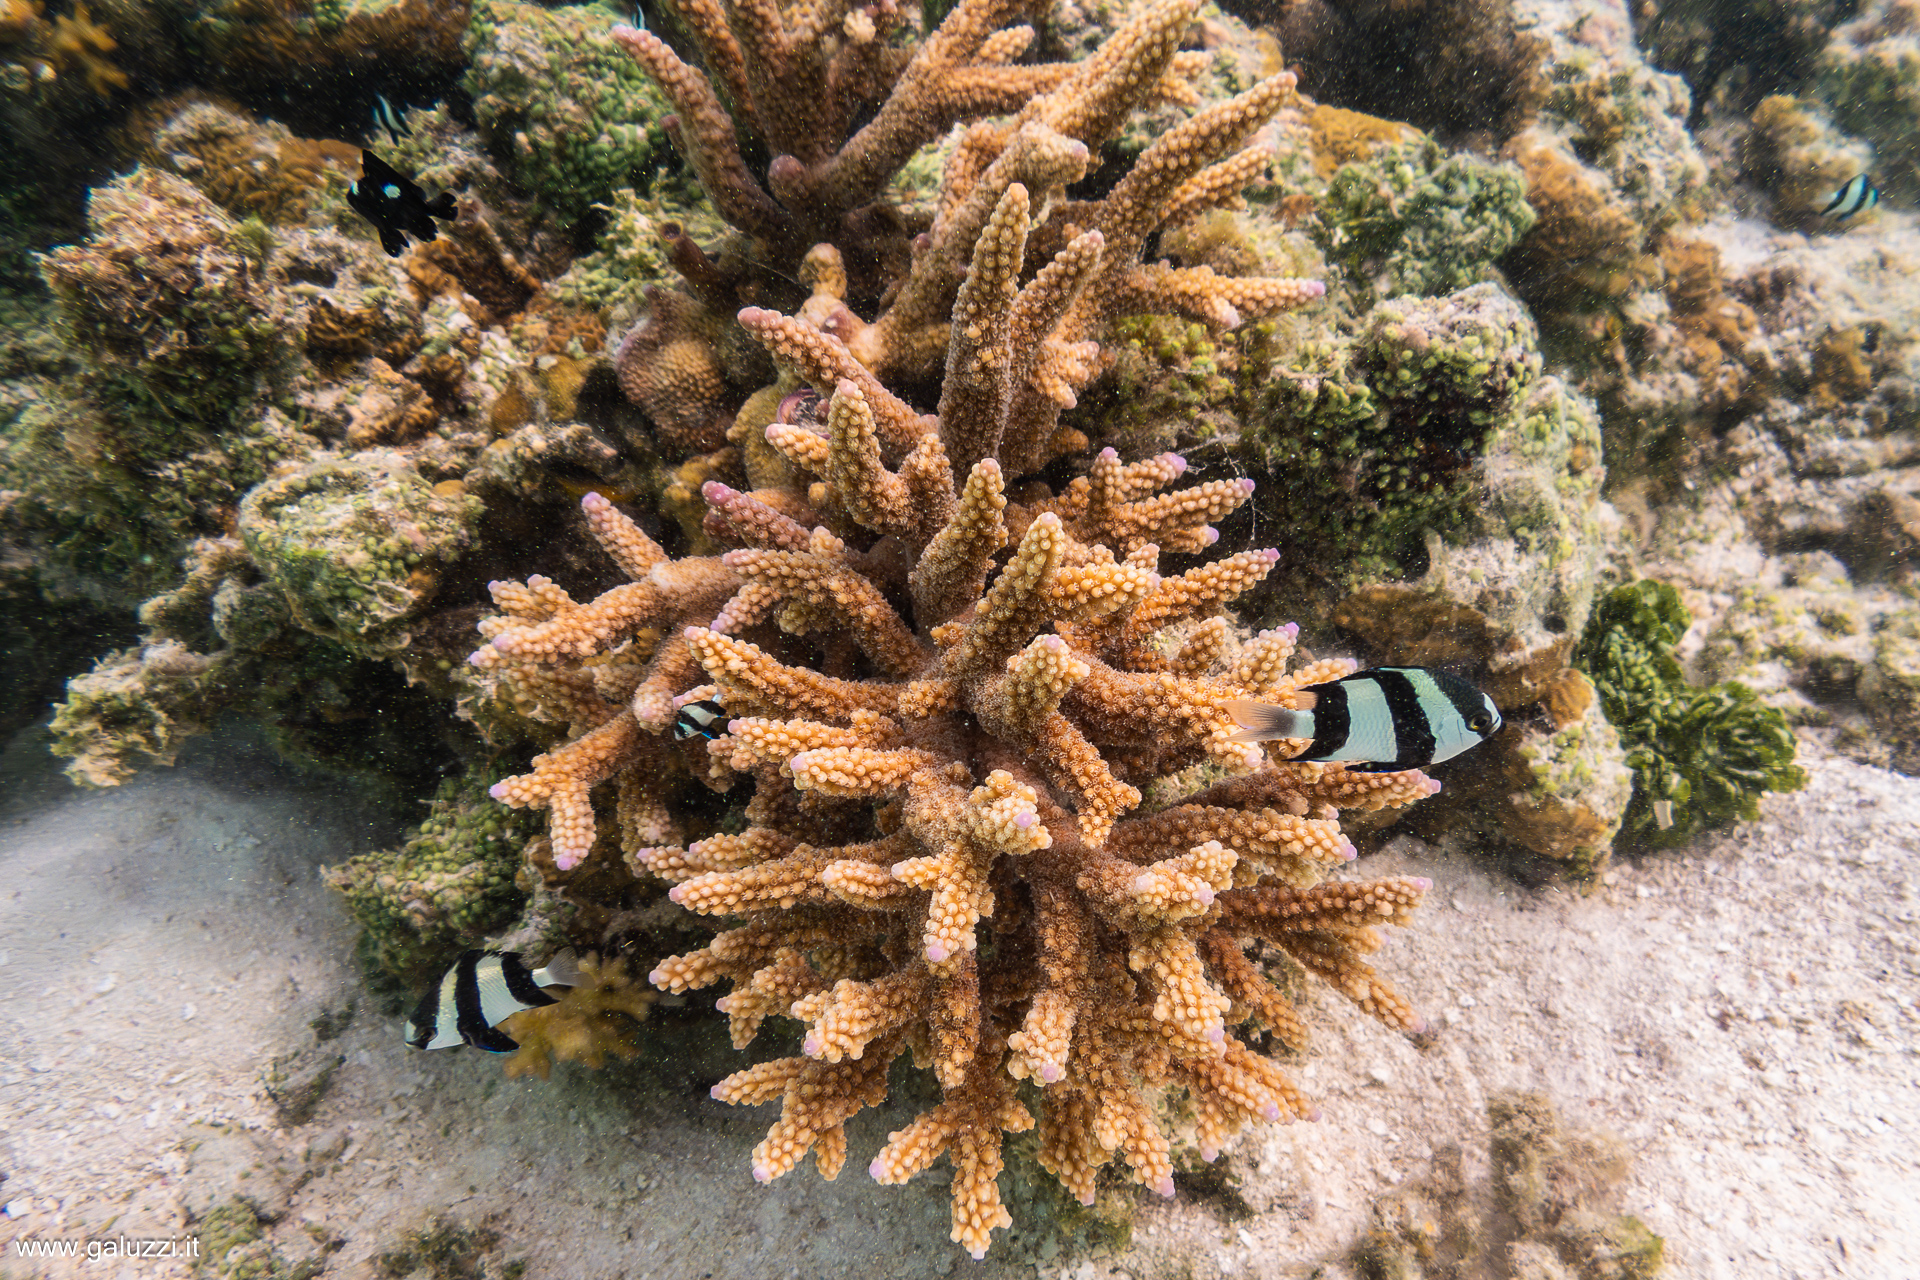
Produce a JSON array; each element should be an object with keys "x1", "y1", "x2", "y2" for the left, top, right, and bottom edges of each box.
[
  {"x1": 46, "y1": 1, "x2": 126, "y2": 95},
  {"x1": 499, "y1": 953, "x2": 656, "y2": 1080}
]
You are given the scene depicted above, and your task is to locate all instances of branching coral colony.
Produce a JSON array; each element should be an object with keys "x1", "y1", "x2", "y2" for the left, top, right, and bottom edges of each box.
[{"x1": 468, "y1": 0, "x2": 1441, "y2": 1257}]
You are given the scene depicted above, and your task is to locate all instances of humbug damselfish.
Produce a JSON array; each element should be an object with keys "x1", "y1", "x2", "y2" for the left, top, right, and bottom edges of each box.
[
  {"x1": 1225, "y1": 666, "x2": 1501, "y2": 772},
  {"x1": 405, "y1": 949, "x2": 581, "y2": 1052}
]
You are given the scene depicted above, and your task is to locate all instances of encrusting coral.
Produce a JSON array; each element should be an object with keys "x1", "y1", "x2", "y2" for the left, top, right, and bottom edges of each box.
[{"x1": 467, "y1": 0, "x2": 1449, "y2": 1258}]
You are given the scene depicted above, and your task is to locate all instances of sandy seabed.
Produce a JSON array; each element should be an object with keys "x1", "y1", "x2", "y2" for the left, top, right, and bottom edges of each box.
[{"x1": 0, "y1": 720, "x2": 1914, "y2": 1280}]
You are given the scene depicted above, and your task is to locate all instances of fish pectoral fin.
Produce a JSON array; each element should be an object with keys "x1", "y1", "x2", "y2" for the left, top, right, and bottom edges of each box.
[
  {"x1": 465, "y1": 1022, "x2": 521, "y2": 1053},
  {"x1": 1224, "y1": 697, "x2": 1312, "y2": 743}
]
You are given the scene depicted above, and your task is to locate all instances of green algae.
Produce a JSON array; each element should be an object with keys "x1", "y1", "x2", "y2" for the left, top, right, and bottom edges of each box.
[
  {"x1": 1317, "y1": 137, "x2": 1536, "y2": 301},
  {"x1": 1575, "y1": 580, "x2": 1806, "y2": 851}
]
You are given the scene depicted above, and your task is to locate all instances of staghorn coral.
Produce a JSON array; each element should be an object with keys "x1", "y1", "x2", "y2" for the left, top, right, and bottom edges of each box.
[
  {"x1": 463, "y1": 2, "x2": 1452, "y2": 1257},
  {"x1": 610, "y1": 0, "x2": 1325, "y2": 459}
]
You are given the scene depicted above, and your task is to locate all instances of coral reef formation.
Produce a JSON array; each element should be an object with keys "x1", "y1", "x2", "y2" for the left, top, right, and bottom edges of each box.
[
  {"x1": 462, "y1": 0, "x2": 1453, "y2": 1256},
  {"x1": 1575, "y1": 580, "x2": 1805, "y2": 852}
]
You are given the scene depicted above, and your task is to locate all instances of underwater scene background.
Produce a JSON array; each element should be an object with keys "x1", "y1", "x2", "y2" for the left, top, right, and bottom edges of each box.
[{"x1": 0, "y1": 0, "x2": 1915, "y2": 1275}]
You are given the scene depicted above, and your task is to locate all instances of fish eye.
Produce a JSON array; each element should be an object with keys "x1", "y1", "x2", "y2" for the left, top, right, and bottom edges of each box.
[{"x1": 1469, "y1": 711, "x2": 1494, "y2": 733}]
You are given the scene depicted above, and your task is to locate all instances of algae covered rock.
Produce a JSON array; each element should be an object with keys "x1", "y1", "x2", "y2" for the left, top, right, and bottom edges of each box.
[
  {"x1": 1244, "y1": 282, "x2": 1553, "y2": 593},
  {"x1": 325, "y1": 762, "x2": 539, "y2": 981},
  {"x1": 1575, "y1": 579, "x2": 1806, "y2": 851},
  {"x1": 239, "y1": 449, "x2": 484, "y2": 658},
  {"x1": 1317, "y1": 137, "x2": 1536, "y2": 301},
  {"x1": 48, "y1": 639, "x2": 223, "y2": 787},
  {"x1": 464, "y1": 0, "x2": 679, "y2": 226},
  {"x1": 42, "y1": 168, "x2": 287, "y2": 434}
]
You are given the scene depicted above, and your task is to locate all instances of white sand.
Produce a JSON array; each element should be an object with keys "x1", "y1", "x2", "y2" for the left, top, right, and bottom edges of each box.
[{"x1": 0, "y1": 723, "x2": 1914, "y2": 1279}]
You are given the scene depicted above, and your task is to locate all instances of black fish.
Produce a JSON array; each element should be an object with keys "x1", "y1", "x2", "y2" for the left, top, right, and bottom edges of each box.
[
  {"x1": 673, "y1": 697, "x2": 730, "y2": 741},
  {"x1": 1822, "y1": 174, "x2": 1880, "y2": 221},
  {"x1": 347, "y1": 150, "x2": 456, "y2": 257},
  {"x1": 405, "y1": 949, "x2": 580, "y2": 1052}
]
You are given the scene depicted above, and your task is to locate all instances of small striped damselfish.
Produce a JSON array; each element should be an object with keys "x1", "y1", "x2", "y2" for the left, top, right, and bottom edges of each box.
[
  {"x1": 672, "y1": 697, "x2": 730, "y2": 741},
  {"x1": 405, "y1": 949, "x2": 581, "y2": 1052},
  {"x1": 1822, "y1": 174, "x2": 1880, "y2": 220},
  {"x1": 1225, "y1": 666, "x2": 1501, "y2": 773}
]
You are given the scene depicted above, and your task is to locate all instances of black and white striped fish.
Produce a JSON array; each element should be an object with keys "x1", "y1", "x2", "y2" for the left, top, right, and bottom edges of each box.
[
  {"x1": 672, "y1": 697, "x2": 730, "y2": 741},
  {"x1": 405, "y1": 949, "x2": 581, "y2": 1052},
  {"x1": 1822, "y1": 174, "x2": 1880, "y2": 220},
  {"x1": 1225, "y1": 666, "x2": 1501, "y2": 773}
]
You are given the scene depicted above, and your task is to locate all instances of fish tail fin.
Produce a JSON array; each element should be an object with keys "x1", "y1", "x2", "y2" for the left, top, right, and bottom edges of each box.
[
  {"x1": 535, "y1": 947, "x2": 583, "y2": 988},
  {"x1": 1224, "y1": 697, "x2": 1313, "y2": 743}
]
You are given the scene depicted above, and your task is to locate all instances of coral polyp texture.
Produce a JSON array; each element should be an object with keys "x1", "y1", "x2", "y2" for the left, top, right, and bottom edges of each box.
[{"x1": 465, "y1": 0, "x2": 1443, "y2": 1256}]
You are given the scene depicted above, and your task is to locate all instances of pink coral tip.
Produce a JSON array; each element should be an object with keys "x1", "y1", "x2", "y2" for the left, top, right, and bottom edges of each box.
[
  {"x1": 1261, "y1": 548, "x2": 1281, "y2": 563},
  {"x1": 1427, "y1": 778, "x2": 1444, "y2": 795},
  {"x1": 649, "y1": 968, "x2": 667, "y2": 986},
  {"x1": 581, "y1": 490, "x2": 608, "y2": 511},
  {"x1": 1196, "y1": 885, "x2": 1215, "y2": 906},
  {"x1": 553, "y1": 851, "x2": 582, "y2": 871},
  {"x1": 702, "y1": 480, "x2": 735, "y2": 500},
  {"x1": 667, "y1": 884, "x2": 686, "y2": 904},
  {"x1": 737, "y1": 306, "x2": 772, "y2": 325},
  {"x1": 1040, "y1": 1062, "x2": 1063, "y2": 1084},
  {"x1": 709, "y1": 1081, "x2": 725, "y2": 1098},
  {"x1": 869, "y1": 1157, "x2": 887, "y2": 1180},
  {"x1": 1152, "y1": 1175, "x2": 1176, "y2": 1198},
  {"x1": 1014, "y1": 811, "x2": 1034, "y2": 829},
  {"x1": 1202, "y1": 527, "x2": 1220, "y2": 546},
  {"x1": 1208, "y1": 1024, "x2": 1225, "y2": 1043},
  {"x1": 969, "y1": 1248, "x2": 987, "y2": 1262},
  {"x1": 1306, "y1": 280, "x2": 1327, "y2": 297},
  {"x1": 1406, "y1": 1018, "x2": 1429, "y2": 1037},
  {"x1": 802, "y1": 1033, "x2": 822, "y2": 1056},
  {"x1": 468, "y1": 650, "x2": 487, "y2": 666},
  {"x1": 1261, "y1": 1103, "x2": 1282, "y2": 1121},
  {"x1": 488, "y1": 781, "x2": 508, "y2": 799},
  {"x1": 1340, "y1": 841, "x2": 1357, "y2": 860},
  {"x1": 1099, "y1": 446, "x2": 1119, "y2": 461},
  {"x1": 1410, "y1": 876, "x2": 1433, "y2": 891},
  {"x1": 1166, "y1": 452, "x2": 1188, "y2": 475},
  {"x1": 1199, "y1": 1145, "x2": 1218, "y2": 1162},
  {"x1": 1303, "y1": 1107, "x2": 1323, "y2": 1122},
  {"x1": 1078, "y1": 1191, "x2": 1095, "y2": 1206},
  {"x1": 925, "y1": 941, "x2": 950, "y2": 963},
  {"x1": 1239, "y1": 477, "x2": 1257, "y2": 493},
  {"x1": 752, "y1": 1163, "x2": 773, "y2": 1184}
]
